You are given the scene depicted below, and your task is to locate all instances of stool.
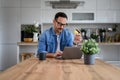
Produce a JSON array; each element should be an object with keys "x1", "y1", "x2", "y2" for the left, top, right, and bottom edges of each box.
[{"x1": 21, "y1": 53, "x2": 34, "y2": 61}]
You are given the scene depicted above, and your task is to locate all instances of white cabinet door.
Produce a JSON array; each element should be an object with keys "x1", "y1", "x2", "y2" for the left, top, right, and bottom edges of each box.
[
  {"x1": 96, "y1": 0, "x2": 120, "y2": 23},
  {"x1": 1, "y1": 0, "x2": 20, "y2": 7},
  {"x1": 21, "y1": 0, "x2": 41, "y2": 8},
  {"x1": 1, "y1": 44, "x2": 17, "y2": 70},
  {"x1": 0, "y1": 0, "x2": 1, "y2": 7},
  {"x1": 96, "y1": 10, "x2": 115, "y2": 23},
  {"x1": 96, "y1": 0, "x2": 111, "y2": 23},
  {"x1": 110, "y1": 0, "x2": 120, "y2": 23},
  {"x1": 0, "y1": 7, "x2": 20, "y2": 70},
  {"x1": 1, "y1": 8, "x2": 21, "y2": 43},
  {"x1": 0, "y1": 7, "x2": 2, "y2": 43},
  {"x1": 114, "y1": 11, "x2": 120, "y2": 23},
  {"x1": 41, "y1": 0, "x2": 61, "y2": 10},
  {"x1": 21, "y1": 8, "x2": 41, "y2": 24},
  {"x1": 97, "y1": 0, "x2": 110, "y2": 10},
  {"x1": 110, "y1": 0, "x2": 120, "y2": 10},
  {"x1": 0, "y1": 21, "x2": 1, "y2": 70},
  {"x1": 77, "y1": 0, "x2": 96, "y2": 10},
  {"x1": 41, "y1": 9, "x2": 71, "y2": 23},
  {"x1": 41, "y1": 10, "x2": 55, "y2": 23},
  {"x1": 0, "y1": 45, "x2": 2, "y2": 70}
]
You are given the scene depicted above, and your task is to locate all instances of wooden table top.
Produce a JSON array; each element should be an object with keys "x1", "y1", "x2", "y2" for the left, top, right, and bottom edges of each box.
[{"x1": 0, "y1": 57, "x2": 120, "y2": 80}]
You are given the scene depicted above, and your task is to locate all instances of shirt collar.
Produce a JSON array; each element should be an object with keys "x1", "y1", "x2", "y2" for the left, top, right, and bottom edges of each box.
[
  {"x1": 51, "y1": 27, "x2": 56, "y2": 35},
  {"x1": 51, "y1": 27, "x2": 64, "y2": 36}
]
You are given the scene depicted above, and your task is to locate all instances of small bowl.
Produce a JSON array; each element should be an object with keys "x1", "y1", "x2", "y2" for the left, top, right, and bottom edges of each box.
[{"x1": 24, "y1": 38, "x2": 33, "y2": 42}]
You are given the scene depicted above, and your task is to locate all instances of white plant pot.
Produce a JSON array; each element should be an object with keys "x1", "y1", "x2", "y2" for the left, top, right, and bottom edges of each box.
[{"x1": 33, "y1": 32, "x2": 38, "y2": 42}]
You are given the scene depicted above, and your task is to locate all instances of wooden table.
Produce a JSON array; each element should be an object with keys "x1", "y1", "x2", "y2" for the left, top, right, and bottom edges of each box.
[{"x1": 0, "y1": 58, "x2": 120, "y2": 80}]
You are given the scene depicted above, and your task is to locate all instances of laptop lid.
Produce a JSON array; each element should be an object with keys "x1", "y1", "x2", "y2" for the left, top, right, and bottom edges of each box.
[{"x1": 62, "y1": 47, "x2": 82, "y2": 59}]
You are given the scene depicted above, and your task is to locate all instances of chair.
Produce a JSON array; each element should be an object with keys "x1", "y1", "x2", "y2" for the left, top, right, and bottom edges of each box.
[{"x1": 21, "y1": 53, "x2": 34, "y2": 61}]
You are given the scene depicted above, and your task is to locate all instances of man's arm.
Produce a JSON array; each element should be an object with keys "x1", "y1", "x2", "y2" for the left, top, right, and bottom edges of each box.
[
  {"x1": 46, "y1": 53, "x2": 55, "y2": 58},
  {"x1": 74, "y1": 33, "x2": 83, "y2": 45},
  {"x1": 38, "y1": 32, "x2": 47, "y2": 54},
  {"x1": 46, "y1": 51, "x2": 63, "y2": 58}
]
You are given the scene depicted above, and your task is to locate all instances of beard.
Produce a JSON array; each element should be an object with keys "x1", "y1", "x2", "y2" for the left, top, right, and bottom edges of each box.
[{"x1": 58, "y1": 28, "x2": 63, "y2": 32}]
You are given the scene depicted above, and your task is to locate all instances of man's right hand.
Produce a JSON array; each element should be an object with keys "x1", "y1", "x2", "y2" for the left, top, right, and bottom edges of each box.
[
  {"x1": 46, "y1": 51, "x2": 63, "y2": 58},
  {"x1": 54, "y1": 50, "x2": 63, "y2": 58}
]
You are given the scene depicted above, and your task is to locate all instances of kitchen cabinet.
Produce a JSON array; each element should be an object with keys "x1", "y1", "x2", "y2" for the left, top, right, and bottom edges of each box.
[
  {"x1": 96, "y1": 0, "x2": 112, "y2": 23},
  {"x1": 0, "y1": 7, "x2": 20, "y2": 70},
  {"x1": 76, "y1": 0, "x2": 96, "y2": 10},
  {"x1": 110, "y1": 0, "x2": 120, "y2": 10},
  {"x1": 0, "y1": 0, "x2": 2, "y2": 70},
  {"x1": 96, "y1": 0, "x2": 120, "y2": 23},
  {"x1": 21, "y1": 0, "x2": 41, "y2": 8},
  {"x1": 114, "y1": 11, "x2": 120, "y2": 23},
  {"x1": 1, "y1": 8, "x2": 20, "y2": 43},
  {"x1": 0, "y1": 45, "x2": 17, "y2": 70},
  {"x1": 41, "y1": 9, "x2": 97, "y2": 23},
  {"x1": 0, "y1": 45, "x2": 2, "y2": 70},
  {"x1": 97, "y1": 10, "x2": 120, "y2": 23},
  {"x1": 97, "y1": 0, "x2": 111, "y2": 10},
  {"x1": 96, "y1": 10, "x2": 115, "y2": 23},
  {"x1": 1, "y1": 0, "x2": 20, "y2": 7},
  {"x1": 21, "y1": 8, "x2": 41, "y2": 24},
  {"x1": 41, "y1": 0, "x2": 59, "y2": 10},
  {"x1": 41, "y1": 10, "x2": 55, "y2": 23},
  {"x1": 41, "y1": 9, "x2": 71, "y2": 23},
  {"x1": 0, "y1": 0, "x2": 1, "y2": 7},
  {"x1": 70, "y1": 10, "x2": 96, "y2": 23}
]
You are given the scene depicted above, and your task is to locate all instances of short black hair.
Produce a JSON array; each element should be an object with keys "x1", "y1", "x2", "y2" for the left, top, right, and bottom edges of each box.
[{"x1": 54, "y1": 12, "x2": 68, "y2": 20}]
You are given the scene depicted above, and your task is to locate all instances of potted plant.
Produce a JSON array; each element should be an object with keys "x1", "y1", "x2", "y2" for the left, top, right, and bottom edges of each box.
[
  {"x1": 99, "y1": 28, "x2": 106, "y2": 42},
  {"x1": 21, "y1": 24, "x2": 40, "y2": 42},
  {"x1": 90, "y1": 32, "x2": 99, "y2": 42},
  {"x1": 80, "y1": 29, "x2": 87, "y2": 40},
  {"x1": 80, "y1": 39, "x2": 100, "y2": 64}
]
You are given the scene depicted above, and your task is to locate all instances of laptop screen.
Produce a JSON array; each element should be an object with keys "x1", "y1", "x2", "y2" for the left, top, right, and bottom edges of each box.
[{"x1": 57, "y1": 47, "x2": 82, "y2": 59}]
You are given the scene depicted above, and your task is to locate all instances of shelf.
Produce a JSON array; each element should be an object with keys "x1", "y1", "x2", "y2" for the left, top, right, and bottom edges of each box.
[
  {"x1": 79, "y1": 42, "x2": 120, "y2": 46},
  {"x1": 17, "y1": 42, "x2": 38, "y2": 46},
  {"x1": 98, "y1": 42, "x2": 120, "y2": 45}
]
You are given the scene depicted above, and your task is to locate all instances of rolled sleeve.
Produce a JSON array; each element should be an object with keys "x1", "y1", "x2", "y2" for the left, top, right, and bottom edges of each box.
[{"x1": 38, "y1": 32, "x2": 48, "y2": 54}]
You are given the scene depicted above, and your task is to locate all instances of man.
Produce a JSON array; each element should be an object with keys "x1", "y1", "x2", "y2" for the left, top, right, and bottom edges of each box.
[{"x1": 38, "y1": 12, "x2": 81, "y2": 58}]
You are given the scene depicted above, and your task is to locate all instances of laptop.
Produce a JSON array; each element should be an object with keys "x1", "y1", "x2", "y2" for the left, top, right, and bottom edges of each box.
[{"x1": 56, "y1": 47, "x2": 83, "y2": 59}]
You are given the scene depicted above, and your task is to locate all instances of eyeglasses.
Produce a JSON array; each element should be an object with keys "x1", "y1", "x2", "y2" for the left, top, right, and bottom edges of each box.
[{"x1": 56, "y1": 20, "x2": 67, "y2": 27}]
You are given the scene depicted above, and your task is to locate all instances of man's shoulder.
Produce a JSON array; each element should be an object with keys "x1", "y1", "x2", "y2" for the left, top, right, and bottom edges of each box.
[{"x1": 42, "y1": 27, "x2": 53, "y2": 34}]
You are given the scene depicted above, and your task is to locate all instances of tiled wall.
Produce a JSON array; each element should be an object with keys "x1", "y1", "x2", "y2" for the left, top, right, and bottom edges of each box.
[
  {"x1": 42, "y1": 23, "x2": 120, "y2": 32},
  {"x1": 42, "y1": 23, "x2": 120, "y2": 39}
]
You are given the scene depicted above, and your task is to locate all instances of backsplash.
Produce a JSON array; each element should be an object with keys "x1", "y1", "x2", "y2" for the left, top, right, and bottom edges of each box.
[{"x1": 42, "y1": 23, "x2": 120, "y2": 42}]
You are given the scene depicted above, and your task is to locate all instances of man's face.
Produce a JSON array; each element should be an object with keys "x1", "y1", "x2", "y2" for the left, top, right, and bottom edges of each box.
[{"x1": 53, "y1": 17, "x2": 67, "y2": 34}]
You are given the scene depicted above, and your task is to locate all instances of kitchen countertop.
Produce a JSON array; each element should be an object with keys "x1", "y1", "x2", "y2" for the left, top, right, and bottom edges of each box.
[
  {"x1": 17, "y1": 42, "x2": 120, "y2": 46},
  {"x1": 0, "y1": 57, "x2": 120, "y2": 80}
]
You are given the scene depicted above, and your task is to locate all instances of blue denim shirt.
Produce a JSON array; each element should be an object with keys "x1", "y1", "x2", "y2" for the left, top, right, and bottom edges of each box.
[{"x1": 38, "y1": 27, "x2": 74, "y2": 54}]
